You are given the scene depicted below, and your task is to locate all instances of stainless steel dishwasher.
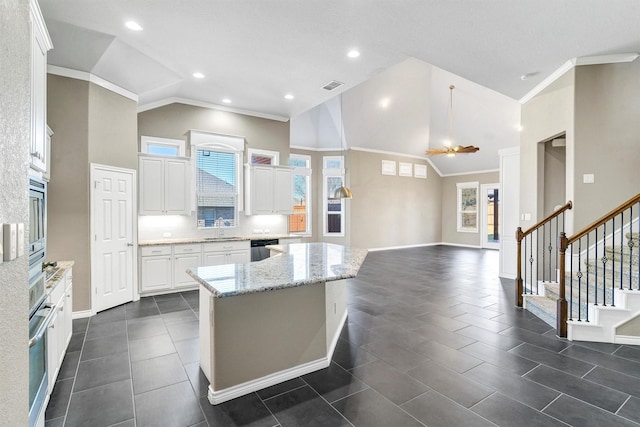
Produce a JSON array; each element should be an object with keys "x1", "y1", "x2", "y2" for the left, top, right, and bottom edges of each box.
[{"x1": 250, "y1": 239, "x2": 279, "y2": 261}]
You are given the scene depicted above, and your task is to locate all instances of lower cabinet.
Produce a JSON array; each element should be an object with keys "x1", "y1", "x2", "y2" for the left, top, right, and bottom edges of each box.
[
  {"x1": 140, "y1": 241, "x2": 249, "y2": 295},
  {"x1": 47, "y1": 268, "x2": 73, "y2": 393}
]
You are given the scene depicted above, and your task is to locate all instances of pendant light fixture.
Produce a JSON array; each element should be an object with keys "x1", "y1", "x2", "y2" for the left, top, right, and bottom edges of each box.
[{"x1": 333, "y1": 94, "x2": 353, "y2": 199}]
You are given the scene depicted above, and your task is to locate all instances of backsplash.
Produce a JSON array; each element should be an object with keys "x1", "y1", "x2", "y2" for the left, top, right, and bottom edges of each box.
[{"x1": 138, "y1": 212, "x2": 288, "y2": 240}]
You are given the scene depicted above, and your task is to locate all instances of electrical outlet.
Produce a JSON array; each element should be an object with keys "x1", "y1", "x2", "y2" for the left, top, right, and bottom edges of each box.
[{"x1": 3, "y1": 223, "x2": 17, "y2": 261}]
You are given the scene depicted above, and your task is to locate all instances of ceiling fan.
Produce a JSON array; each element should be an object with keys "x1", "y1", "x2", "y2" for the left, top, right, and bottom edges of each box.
[{"x1": 426, "y1": 85, "x2": 480, "y2": 157}]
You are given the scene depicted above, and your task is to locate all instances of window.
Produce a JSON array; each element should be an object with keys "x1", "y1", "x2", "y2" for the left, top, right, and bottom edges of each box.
[
  {"x1": 323, "y1": 156, "x2": 345, "y2": 237},
  {"x1": 457, "y1": 181, "x2": 479, "y2": 232},
  {"x1": 189, "y1": 131, "x2": 245, "y2": 229},
  {"x1": 141, "y1": 136, "x2": 186, "y2": 157},
  {"x1": 248, "y1": 148, "x2": 279, "y2": 165},
  {"x1": 289, "y1": 154, "x2": 311, "y2": 235}
]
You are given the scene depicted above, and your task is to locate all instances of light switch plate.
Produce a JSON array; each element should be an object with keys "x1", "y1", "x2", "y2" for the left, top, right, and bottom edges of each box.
[
  {"x1": 3, "y1": 223, "x2": 17, "y2": 261},
  {"x1": 583, "y1": 173, "x2": 595, "y2": 184},
  {"x1": 17, "y1": 223, "x2": 24, "y2": 257}
]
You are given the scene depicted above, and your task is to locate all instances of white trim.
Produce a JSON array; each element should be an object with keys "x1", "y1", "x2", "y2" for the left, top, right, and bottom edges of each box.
[
  {"x1": 519, "y1": 53, "x2": 639, "y2": 104},
  {"x1": 137, "y1": 97, "x2": 289, "y2": 122},
  {"x1": 207, "y1": 312, "x2": 347, "y2": 405},
  {"x1": 289, "y1": 154, "x2": 312, "y2": 236},
  {"x1": 72, "y1": 310, "x2": 95, "y2": 319},
  {"x1": 290, "y1": 145, "x2": 340, "y2": 152},
  {"x1": 90, "y1": 163, "x2": 138, "y2": 314},
  {"x1": 457, "y1": 181, "x2": 479, "y2": 233},
  {"x1": 187, "y1": 130, "x2": 246, "y2": 151},
  {"x1": 47, "y1": 65, "x2": 139, "y2": 102},
  {"x1": 498, "y1": 147, "x2": 520, "y2": 157},
  {"x1": 140, "y1": 136, "x2": 186, "y2": 157},
  {"x1": 368, "y1": 242, "x2": 442, "y2": 252},
  {"x1": 441, "y1": 168, "x2": 500, "y2": 177},
  {"x1": 614, "y1": 335, "x2": 640, "y2": 346},
  {"x1": 30, "y1": 0, "x2": 53, "y2": 50}
]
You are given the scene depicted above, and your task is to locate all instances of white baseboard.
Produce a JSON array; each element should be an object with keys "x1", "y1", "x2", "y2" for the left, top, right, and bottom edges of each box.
[
  {"x1": 615, "y1": 335, "x2": 640, "y2": 345},
  {"x1": 441, "y1": 242, "x2": 482, "y2": 249},
  {"x1": 72, "y1": 310, "x2": 94, "y2": 319},
  {"x1": 206, "y1": 308, "x2": 348, "y2": 406},
  {"x1": 208, "y1": 358, "x2": 329, "y2": 405}
]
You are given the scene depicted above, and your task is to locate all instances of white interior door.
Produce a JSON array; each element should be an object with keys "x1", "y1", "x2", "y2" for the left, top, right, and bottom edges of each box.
[
  {"x1": 481, "y1": 183, "x2": 500, "y2": 250},
  {"x1": 91, "y1": 164, "x2": 136, "y2": 312}
]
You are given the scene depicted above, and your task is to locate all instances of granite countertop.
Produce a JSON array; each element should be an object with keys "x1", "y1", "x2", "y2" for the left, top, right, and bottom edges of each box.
[
  {"x1": 45, "y1": 260, "x2": 74, "y2": 293},
  {"x1": 188, "y1": 242, "x2": 368, "y2": 298},
  {"x1": 139, "y1": 234, "x2": 302, "y2": 247}
]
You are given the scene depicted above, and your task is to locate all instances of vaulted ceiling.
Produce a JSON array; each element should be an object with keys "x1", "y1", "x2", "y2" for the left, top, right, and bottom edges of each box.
[{"x1": 39, "y1": 0, "x2": 640, "y2": 174}]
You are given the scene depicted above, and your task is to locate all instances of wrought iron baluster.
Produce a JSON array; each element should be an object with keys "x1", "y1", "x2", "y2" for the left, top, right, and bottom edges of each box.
[
  {"x1": 612, "y1": 217, "x2": 616, "y2": 306},
  {"x1": 585, "y1": 234, "x2": 589, "y2": 322},
  {"x1": 549, "y1": 220, "x2": 553, "y2": 282},
  {"x1": 620, "y1": 212, "x2": 624, "y2": 290},
  {"x1": 530, "y1": 234, "x2": 535, "y2": 294},
  {"x1": 577, "y1": 239, "x2": 583, "y2": 321},
  {"x1": 629, "y1": 204, "x2": 634, "y2": 290},
  {"x1": 594, "y1": 227, "x2": 599, "y2": 306},
  {"x1": 556, "y1": 216, "x2": 560, "y2": 279},
  {"x1": 602, "y1": 222, "x2": 608, "y2": 306},
  {"x1": 536, "y1": 228, "x2": 539, "y2": 288},
  {"x1": 542, "y1": 225, "x2": 546, "y2": 282},
  {"x1": 569, "y1": 242, "x2": 574, "y2": 321}
]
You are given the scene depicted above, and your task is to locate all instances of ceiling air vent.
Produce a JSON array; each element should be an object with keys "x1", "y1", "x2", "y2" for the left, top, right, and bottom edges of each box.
[{"x1": 322, "y1": 80, "x2": 344, "y2": 91}]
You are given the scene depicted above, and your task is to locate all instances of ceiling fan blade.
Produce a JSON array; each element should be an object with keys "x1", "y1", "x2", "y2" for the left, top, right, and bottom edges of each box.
[
  {"x1": 425, "y1": 148, "x2": 449, "y2": 155},
  {"x1": 454, "y1": 145, "x2": 480, "y2": 153}
]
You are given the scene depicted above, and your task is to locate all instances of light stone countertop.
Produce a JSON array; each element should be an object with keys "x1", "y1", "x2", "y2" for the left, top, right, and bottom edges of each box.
[
  {"x1": 44, "y1": 260, "x2": 74, "y2": 293},
  {"x1": 138, "y1": 234, "x2": 303, "y2": 247},
  {"x1": 187, "y1": 242, "x2": 368, "y2": 298}
]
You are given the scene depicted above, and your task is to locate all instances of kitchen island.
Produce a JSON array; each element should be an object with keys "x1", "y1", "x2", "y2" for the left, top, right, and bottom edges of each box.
[{"x1": 187, "y1": 242, "x2": 367, "y2": 405}]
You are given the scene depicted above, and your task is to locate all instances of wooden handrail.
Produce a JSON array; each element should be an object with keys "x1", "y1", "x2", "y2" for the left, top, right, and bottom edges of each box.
[
  {"x1": 566, "y1": 193, "x2": 640, "y2": 245},
  {"x1": 515, "y1": 200, "x2": 572, "y2": 308},
  {"x1": 520, "y1": 200, "x2": 573, "y2": 239},
  {"x1": 556, "y1": 192, "x2": 640, "y2": 338}
]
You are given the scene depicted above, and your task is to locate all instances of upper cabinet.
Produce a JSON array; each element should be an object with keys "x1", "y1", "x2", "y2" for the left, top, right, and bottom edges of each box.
[
  {"x1": 29, "y1": 0, "x2": 53, "y2": 174},
  {"x1": 245, "y1": 164, "x2": 294, "y2": 215},
  {"x1": 139, "y1": 154, "x2": 190, "y2": 215}
]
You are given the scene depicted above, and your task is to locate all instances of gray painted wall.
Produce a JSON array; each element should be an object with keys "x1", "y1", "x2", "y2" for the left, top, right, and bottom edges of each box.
[
  {"x1": 0, "y1": 1, "x2": 30, "y2": 423},
  {"x1": 573, "y1": 61, "x2": 640, "y2": 229},
  {"x1": 350, "y1": 150, "x2": 442, "y2": 249},
  {"x1": 47, "y1": 75, "x2": 138, "y2": 311},
  {"x1": 441, "y1": 171, "x2": 500, "y2": 247},
  {"x1": 543, "y1": 142, "x2": 566, "y2": 216},
  {"x1": 520, "y1": 70, "x2": 575, "y2": 232}
]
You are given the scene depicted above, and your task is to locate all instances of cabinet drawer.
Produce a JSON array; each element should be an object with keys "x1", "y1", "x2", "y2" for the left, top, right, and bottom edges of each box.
[
  {"x1": 203, "y1": 240, "x2": 249, "y2": 252},
  {"x1": 140, "y1": 245, "x2": 172, "y2": 256},
  {"x1": 174, "y1": 244, "x2": 202, "y2": 255}
]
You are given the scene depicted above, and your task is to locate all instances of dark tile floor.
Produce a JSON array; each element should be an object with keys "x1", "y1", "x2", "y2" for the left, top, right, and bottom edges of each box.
[{"x1": 45, "y1": 246, "x2": 640, "y2": 426}]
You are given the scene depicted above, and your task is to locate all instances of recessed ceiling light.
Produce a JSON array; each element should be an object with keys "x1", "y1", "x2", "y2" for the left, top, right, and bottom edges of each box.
[
  {"x1": 193, "y1": 72, "x2": 205, "y2": 79},
  {"x1": 379, "y1": 97, "x2": 390, "y2": 108},
  {"x1": 222, "y1": 98, "x2": 231, "y2": 104},
  {"x1": 125, "y1": 21, "x2": 143, "y2": 31},
  {"x1": 284, "y1": 94, "x2": 294, "y2": 100},
  {"x1": 347, "y1": 50, "x2": 360, "y2": 58}
]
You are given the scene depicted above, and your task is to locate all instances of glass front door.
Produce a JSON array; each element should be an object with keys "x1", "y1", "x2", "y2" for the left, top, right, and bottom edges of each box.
[{"x1": 482, "y1": 184, "x2": 500, "y2": 250}]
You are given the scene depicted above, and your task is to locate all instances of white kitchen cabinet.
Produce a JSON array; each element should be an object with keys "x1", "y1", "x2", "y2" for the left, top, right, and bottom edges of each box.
[
  {"x1": 140, "y1": 246, "x2": 173, "y2": 293},
  {"x1": 29, "y1": 0, "x2": 52, "y2": 174},
  {"x1": 245, "y1": 165, "x2": 294, "y2": 215},
  {"x1": 139, "y1": 154, "x2": 190, "y2": 215},
  {"x1": 203, "y1": 240, "x2": 250, "y2": 265},
  {"x1": 46, "y1": 267, "x2": 73, "y2": 392},
  {"x1": 173, "y1": 244, "x2": 202, "y2": 289},
  {"x1": 42, "y1": 126, "x2": 53, "y2": 181}
]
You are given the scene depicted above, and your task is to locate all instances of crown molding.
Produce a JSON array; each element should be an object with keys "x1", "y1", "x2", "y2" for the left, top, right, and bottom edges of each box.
[
  {"x1": 47, "y1": 65, "x2": 139, "y2": 102},
  {"x1": 137, "y1": 97, "x2": 290, "y2": 122},
  {"x1": 440, "y1": 168, "x2": 499, "y2": 178},
  {"x1": 290, "y1": 145, "x2": 339, "y2": 152},
  {"x1": 30, "y1": 0, "x2": 53, "y2": 50},
  {"x1": 519, "y1": 53, "x2": 639, "y2": 104}
]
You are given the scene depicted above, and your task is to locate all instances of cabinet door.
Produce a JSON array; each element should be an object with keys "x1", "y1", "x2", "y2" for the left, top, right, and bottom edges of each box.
[
  {"x1": 63, "y1": 270, "x2": 73, "y2": 351},
  {"x1": 227, "y1": 250, "x2": 249, "y2": 264},
  {"x1": 174, "y1": 253, "x2": 201, "y2": 289},
  {"x1": 165, "y1": 159, "x2": 189, "y2": 214},
  {"x1": 203, "y1": 252, "x2": 226, "y2": 266},
  {"x1": 30, "y1": 25, "x2": 48, "y2": 172},
  {"x1": 251, "y1": 166, "x2": 274, "y2": 214},
  {"x1": 274, "y1": 167, "x2": 293, "y2": 214},
  {"x1": 139, "y1": 157, "x2": 164, "y2": 214},
  {"x1": 140, "y1": 255, "x2": 172, "y2": 292}
]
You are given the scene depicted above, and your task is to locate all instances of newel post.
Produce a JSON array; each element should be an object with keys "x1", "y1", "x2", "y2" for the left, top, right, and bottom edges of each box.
[
  {"x1": 557, "y1": 232, "x2": 568, "y2": 338},
  {"x1": 515, "y1": 227, "x2": 524, "y2": 307}
]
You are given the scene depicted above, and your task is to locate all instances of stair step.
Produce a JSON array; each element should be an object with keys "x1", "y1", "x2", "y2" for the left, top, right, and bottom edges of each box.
[
  {"x1": 523, "y1": 295, "x2": 556, "y2": 327},
  {"x1": 604, "y1": 246, "x2": 639, "y2": 265}
]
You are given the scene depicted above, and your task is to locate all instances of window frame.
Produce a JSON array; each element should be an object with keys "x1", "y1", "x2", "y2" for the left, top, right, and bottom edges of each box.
[
  {"x1": 141, "y1": 136, "x2": 186, "y2": 157},
  {"x1": 248, "y1": 148, "x2": 279, "y2": 165},
  {"x1": 289, "y1": 154, "x2": 312, "y2": 236},
  {"x1": 457, "y1": 181, "x2": 479, "y2": 233},
  {"x1": 191, "y1": 135, "x2": 244, "y2": 230},
  {"x1": 323, "y1": 156, "x2": 345, "y2": 237}
]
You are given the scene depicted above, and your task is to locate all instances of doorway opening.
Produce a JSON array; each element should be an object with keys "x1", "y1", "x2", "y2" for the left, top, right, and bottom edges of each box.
[{"x1": 481, "y1": 183, "x2": 500, "y2": 250}]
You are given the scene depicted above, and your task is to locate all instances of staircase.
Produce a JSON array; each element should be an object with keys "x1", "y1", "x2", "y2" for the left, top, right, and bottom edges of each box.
[{"x1": 525, "y1": 232, "x2": 640, "y2": 343}]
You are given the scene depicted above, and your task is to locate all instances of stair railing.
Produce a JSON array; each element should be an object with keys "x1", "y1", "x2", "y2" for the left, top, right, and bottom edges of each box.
[
  {"x1": 516, "y1": 201, "x2": 572, "y2": 307},
  {"x1": 557, "y1": 193, "x2": 640, "y2": 337}
]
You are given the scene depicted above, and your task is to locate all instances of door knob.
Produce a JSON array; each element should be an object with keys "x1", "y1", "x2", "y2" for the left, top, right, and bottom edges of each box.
[{"x1": 127, "y1": 243, "x2": 134, "y2": 247}]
